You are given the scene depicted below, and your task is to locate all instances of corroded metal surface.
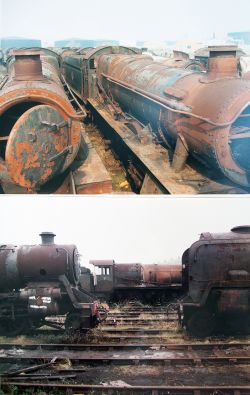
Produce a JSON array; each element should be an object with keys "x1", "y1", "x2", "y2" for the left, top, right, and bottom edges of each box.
[
  {"x1": 181, "y1": 225, "x2": 250, "y2": 336},
  {"x1": 89, "y1": 98, "x2": 247, "y2": 194},
  {"x1": 158, "y1": 50, "x2": 205, "y2": 71},
  {"x1": 61, "y1": 45, "x2": 140, "y2": 102},
  {"x1": 81, "y1": 260, "x2": 182, "y2": 302},
  {"x1": 114, "y1": 263, "x2": 144, "y2": 285},
  {"x1": 143, "y1": 264, "x2": 182, "y2": 285},
  {"x1": 0, "y1": 232, "x2": 100, "y2": 335},
  {"x1": 0, "y1": 232, "x2": 80, "y2": 289},
  {"x1": 0, "y1": 48, "x2": 83, "y2": 191},
  {"x1": 96, "y1": 46, "x2": 250, "y2": 188},
  {"x1": 72, "y1": 128, "x2": 112, "y2": 194}
]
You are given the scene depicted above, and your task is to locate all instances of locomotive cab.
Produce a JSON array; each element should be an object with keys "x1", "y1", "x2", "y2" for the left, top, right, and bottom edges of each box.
[
  {"x1": 93, "y1": 260, "x2": 115, "y2": 294},
  {"x1": 87, "y1": 260, "x2": 146, "y2": 301}
]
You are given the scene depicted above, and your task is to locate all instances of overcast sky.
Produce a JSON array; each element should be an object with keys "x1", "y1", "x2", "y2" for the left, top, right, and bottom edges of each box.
[
  {"x1": 1, "y1": 196, "x2": 250, "y2": 266},
  {"x1": 1, "y1": 0, "x2": 250, "y2": 45}
]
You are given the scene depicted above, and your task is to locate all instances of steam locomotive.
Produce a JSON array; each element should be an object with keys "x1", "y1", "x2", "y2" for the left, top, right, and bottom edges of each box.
[
  {"x1": 0, "y1": 48, "x2": 86, "y2": 193},
  {"x1": 181, "y1": 226, "x2": 250, "y2": 337},
  {"x1": 0, "y1": 232, "x2": 100, "y2": 336},
  {"x1": 79, "y1": 260, "x2": 182, "y2": 302},
  {"x1": 62, "y1": 45, "x2": 250, "y2": 193},
  {"x1": 2, "y1": 226, "x2": 250, "y2": 338},
  {"x1": 79, "y1": 225, "x2": 250, "y2": 338}
]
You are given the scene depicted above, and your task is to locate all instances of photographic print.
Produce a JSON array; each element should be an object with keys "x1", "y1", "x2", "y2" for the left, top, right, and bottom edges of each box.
[
  {"x1": 0, "y1": 0, "x2": 250, "y2": 194},
  {"x1": 0, "y1": 196, "x2": 250, "y2": 392},
  {"x1": 1, "y1": 0, "x2": 250, "y2": 393}
]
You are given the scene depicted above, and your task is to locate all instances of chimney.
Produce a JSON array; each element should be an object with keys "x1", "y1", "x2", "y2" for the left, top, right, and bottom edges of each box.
[
  {"x1": 13, "y1": 49, "x2": 43, "y2": 80},
  {"x1": 40, "y1": 232, "x2": 56, "y2": 245},
  {"x1": 207, "y1": 45, "x2": 238, "y2": 77}
]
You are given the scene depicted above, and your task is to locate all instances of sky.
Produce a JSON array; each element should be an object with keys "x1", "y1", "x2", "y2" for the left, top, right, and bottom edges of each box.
[
  {"x1": 1, "y1": 196, "x2": 250, "y2": 266},
  {"x1": 1, "y1": 0, "x2": 250, "y2": 45}
]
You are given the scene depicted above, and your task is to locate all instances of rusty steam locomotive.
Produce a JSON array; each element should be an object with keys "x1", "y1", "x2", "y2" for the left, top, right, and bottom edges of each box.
[
  {"x1": 0, "y1": 48, "x2": 83, "y2": 192},
  {"x1": 0, "y1": 47, "x2": 111, "y2": 194},
  {"x1": 62, "y1": 45, "x2": 250, "y2": 194},
  {"x1": 181, "y1": 226, "x2": 250, "y2": 337},
  {"x1": 0, "y1": 232, "x2": 100, "y2": 336},
  {"x1": 1, "y1": 226, "x2": 250, "y2": 337},
  {"x1": 79, "y1": 225, "x2": 250, "y2": 337},
  {"x1": 79, "y1": 260, "x2": 182, "y2": 302}
]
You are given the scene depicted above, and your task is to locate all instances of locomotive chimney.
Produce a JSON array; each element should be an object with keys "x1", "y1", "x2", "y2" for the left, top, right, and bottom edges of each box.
[
  {"x1": 40, "y1": 232, "x2": 56, "y2": 245},
  {"x1": 207, "y1": 45, "x2": 238, "y2": 77},
  {"x1": 13, "y1": 49, "x2": 43, "y2": 81}
]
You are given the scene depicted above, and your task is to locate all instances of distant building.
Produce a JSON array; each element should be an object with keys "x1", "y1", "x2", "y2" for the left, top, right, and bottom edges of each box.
[
  {"x1": 0, "y1": 37, "x2": 41, "y2": 49},
  {"x1": 136, "y1": 41, "x2": 145, "y2": 48},
  {"x1": 54, "y1": 38, "x2": 119, "y2": 48},
  {"x1": 136, "y1": 40, "x2": 175, "y2": 48},
  {"x1": 228, "y1": 32, "x2": 250, "y2": 45},
  {"x1": 135, "y1": 41, "x2": 171, "y2": 56},
  {"x1": 95, "y1": 39, "x2": 119, "y2": 47}
]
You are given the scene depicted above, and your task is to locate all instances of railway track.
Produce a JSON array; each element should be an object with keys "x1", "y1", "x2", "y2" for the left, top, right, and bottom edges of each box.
[
  {"x1": 1, "y1": 303, "x2": 250, "y2": 393},
  {"x1": 104, "y1": 318, "x2": 177, "y2": 326},
  {"x1": 106, "y1": 310, "x2": 175, "y2": 318},
  {"x1": 1, "y1": 342, "x2": 250, "y2": 393},
  {"x1": 0, "y1": 341, "x2": 250, "y2": 366},
  {"x1": 2, "y1": 383, "x2": 250, "y2": 394}
]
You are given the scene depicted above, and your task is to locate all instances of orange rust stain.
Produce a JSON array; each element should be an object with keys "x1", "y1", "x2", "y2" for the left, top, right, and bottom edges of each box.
[
  {"x1": 1, "y1": 81, "x2": 82, "y2": 190},
  {"x1": 77, "y1": 181, "x2": 113, "y2": 194},
  {"x1": 0, "y1": 161, "x2": 6, "y2": 172},
  {"x1": 23, "y1": 152, "x2": 40, "y2": 169},
  {"x1": 0, "y1": 89, "x2": 77, "y2": 116},
  {"x1": 54, "y1": 137, "x2": 66, "y2": 152},
  {"x1": 14, "y1": 141, "x2": 33, "y2": 157}
]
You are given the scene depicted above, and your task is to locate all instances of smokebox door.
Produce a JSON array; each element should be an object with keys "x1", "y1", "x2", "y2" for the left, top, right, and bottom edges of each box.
[{"x1": 5, "y1": 105, "x2": 69, "y2": 190}]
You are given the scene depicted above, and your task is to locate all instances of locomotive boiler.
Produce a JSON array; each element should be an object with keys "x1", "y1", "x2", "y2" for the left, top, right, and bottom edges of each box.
[
  {"x1": 96, "y1": 46, "x2": 250, "y2": 188},
  {"x1": 181, "y1": 226, "x2": 250, "y2": 337},
  {"x1": 0, "y1": 48, "x2": 83, "y2": 192},
  {"x1": 0, "y1": 232, "x2": 100, "y2": 336},
  {"x1": 143, "y1": 264, "x2": 182, "y2": 285},
  {"x1": 61, "y1": 45, "x2": 140, "y2": 103}
]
